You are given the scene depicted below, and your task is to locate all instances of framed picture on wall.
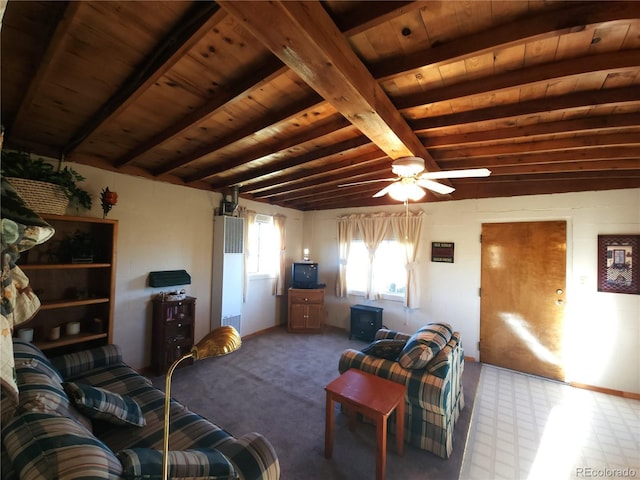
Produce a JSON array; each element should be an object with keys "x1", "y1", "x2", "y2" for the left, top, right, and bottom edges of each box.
[{"x1": 597, "y1": 234, "x2": 640, "y2": 295}]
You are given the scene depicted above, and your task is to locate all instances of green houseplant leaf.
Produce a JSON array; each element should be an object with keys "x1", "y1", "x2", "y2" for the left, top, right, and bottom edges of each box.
[{"x1": 1, "y1": 150, "x2": 92, "y2": 210}]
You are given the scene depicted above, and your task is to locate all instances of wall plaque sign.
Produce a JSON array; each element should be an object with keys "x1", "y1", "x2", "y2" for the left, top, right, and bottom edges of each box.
[{"x1": 432, "y1": 242, "x2": 454, "y2": 263}]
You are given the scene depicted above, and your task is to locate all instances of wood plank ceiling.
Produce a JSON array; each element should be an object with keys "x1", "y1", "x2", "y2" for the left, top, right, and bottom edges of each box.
[{"x1": 2, "y1": 1, "x2": 639, "y2": 211}]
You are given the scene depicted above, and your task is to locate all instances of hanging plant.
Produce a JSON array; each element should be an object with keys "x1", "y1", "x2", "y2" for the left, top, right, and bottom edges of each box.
[{"x1": 1, "y1": 150, "x2": 92, "y2": 210}]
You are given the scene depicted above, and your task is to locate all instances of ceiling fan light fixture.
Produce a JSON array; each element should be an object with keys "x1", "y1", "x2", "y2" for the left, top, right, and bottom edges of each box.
[
  {"x1": 388, "y1": 181, "x2": 425, "y2": 202},
  {"x1": 391, "y1": 156, "x2": 425, "y2": 177}
]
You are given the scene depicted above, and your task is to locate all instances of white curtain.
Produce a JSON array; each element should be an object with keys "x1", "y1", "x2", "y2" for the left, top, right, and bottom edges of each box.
[
  {"x1": 273, "y1": 214, "x2": 286, "y2": 296},
  {"x1": 355, "y1": 214, "x2": 388, "y2": 300},
  {"x1": 240, "y1": 208, "x2": 256, "y2": 303},
  {"x1": 389, "y1": 211, "x2": 424, "y2": 308},
  {"x1": 336, "y1": 215, "x2": 355, "y2": 297}
]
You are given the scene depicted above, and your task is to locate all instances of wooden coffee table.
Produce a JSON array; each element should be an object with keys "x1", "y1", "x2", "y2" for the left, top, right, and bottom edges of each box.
[{"x1": 324, "y1": 368, "x2": 406, "y2": 480}]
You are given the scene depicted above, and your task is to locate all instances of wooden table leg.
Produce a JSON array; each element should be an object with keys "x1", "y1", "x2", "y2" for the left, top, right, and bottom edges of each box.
[
  {"x1": 375, "y1": 413, "x2": 387, "y2": 480},
  {"x1": 324, "y1": 392, "x2": 334, "y2": 459},
  {"x1": 395, "y1": 398, "x2": 405, "y2": 456}
]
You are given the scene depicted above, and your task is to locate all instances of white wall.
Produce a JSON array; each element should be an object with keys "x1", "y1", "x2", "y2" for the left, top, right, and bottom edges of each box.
[
  {"x1": 58, "y1": 162, "x2": 639, "y2": 393},
  {"x1": 66, "y1": 163, "x2": 301, "y2": 370},
  {"x1": 307, "y1": 189, "x2": 640, "y2": 394}
]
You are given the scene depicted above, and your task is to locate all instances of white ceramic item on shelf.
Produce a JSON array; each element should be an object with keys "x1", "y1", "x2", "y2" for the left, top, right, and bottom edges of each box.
[
  {"x1": 65, "y1": 322, "x2": 80, "y2": 336},
  {"x1": 48, "y1": 326, "x2": 61, "y2": 341},
  {"x1": 17, "y1": 328, "x2": 34, "y2": 342}
]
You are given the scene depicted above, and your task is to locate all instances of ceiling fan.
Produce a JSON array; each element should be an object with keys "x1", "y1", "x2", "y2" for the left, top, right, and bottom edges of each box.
[{"x1": 340, "y1": 156, "x2": 491, "y2": 201}]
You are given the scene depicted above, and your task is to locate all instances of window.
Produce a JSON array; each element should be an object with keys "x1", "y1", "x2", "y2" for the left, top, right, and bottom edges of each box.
[
  {"x1": 247, "y1": 214, "x2": 277, "y2": 276},
  {"x1": 346, "y1": 239, "x2": 406, "y2": 300},
  {"x1": 337, "y1": 211, "x2": 422, "y2": 308}
]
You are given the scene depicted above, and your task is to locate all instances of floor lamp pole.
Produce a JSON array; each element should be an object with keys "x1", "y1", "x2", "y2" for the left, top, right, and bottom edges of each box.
[
  {"x1": 162, "y1": 326, "x2": 241, "y2": 480},
  {"x1": 163, "y1": 352, "x2": 195, "y2": 480}
]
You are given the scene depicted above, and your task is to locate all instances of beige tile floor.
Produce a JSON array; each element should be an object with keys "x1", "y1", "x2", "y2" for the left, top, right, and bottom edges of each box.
[{"x1": 460, "y1": 365, "x2": 640, "y2": 480}]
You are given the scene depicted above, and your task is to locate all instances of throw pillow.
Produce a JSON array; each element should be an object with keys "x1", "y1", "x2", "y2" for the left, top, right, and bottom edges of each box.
[
  {"x1": 427, "y1": 332, "x2": 460, "y2": 378},
  {"x1": 117, "y1": 448, "x2": 237, "y2": 480},
  {"x1": 361, "y1": 339, "x2": 407, "y2": 361},
  {"x1": 398, "y1": 323, "x2": 453, "y2": 369},
  {"x1": 63, "y1": 382, "x2": 146, "y2": 427}
]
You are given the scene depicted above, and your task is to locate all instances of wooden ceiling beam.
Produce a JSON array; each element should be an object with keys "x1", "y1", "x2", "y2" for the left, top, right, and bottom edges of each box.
[
  {"x1": 279, "y1": 182, "x2": 388, "y2": 203},
  {"x1": 371, "y1": 1, "x2": 640, "y2": 81},
  {"x1": 433, "y1": 133, "x2": 640, "y2": 160},
  {"x1": 114, "y1": 58, "x2": 286, "y2": 167},
  {"x1": 153, "y1": 93, "x2": 326, "y2": 175},
  {"x1": 204, "y1": 136, "x2": 373, "y2": 188},
  {"x1": 112, "y1": 1, "x2": 427, "y2": 174},
  {"x1": 286, "y1": 190, "x2": 409, "y2": 210},
  {"x1": 138, "y1": 2, "x2": 633, "y2": 175},
  {"x1": 218, "y1": 0, "x2": 444, "y2": 176},
  {"x1": 410, "y1": 87, "x2": 640, "y2": 131},
  {"x1": 448, "y1": 177, "x2": 640, "y2": 202},
  {"x1": 395, "y1": 50, "x2": 640, "y2": 111},
  {"x1": 144, "y1": 6, "x2": 640, "y2": 176},
  {"x1": 10, "y1": 2, "x2": 82, "y2": 145},
  {"x1": 101, "y1": 1, "x2": 640, "y2": 183},
  {"x1": 244, "y1": 149, "x2": 387, "y2": 194},
  {"x1": 281, "y1": 183, "x2": 389, "y2": 206},
  {"x1": 439, "y1": 146, "x2": 640, "y2": 169},
  {"x1": 191, "y1": 62, "x2": 635, "y2": 191},
  {"x1": 186, "y1": 120, "x2": 363, "y2": 183},
  {"x1": 423, "y1": 113, "x2": 640, "y2": 148},
  {"x1": 64, "y1": 2, "x2": 225, "y2": 156},
  {"x1": 253, "y1": 163, "x2": 393, "y2": 200}
]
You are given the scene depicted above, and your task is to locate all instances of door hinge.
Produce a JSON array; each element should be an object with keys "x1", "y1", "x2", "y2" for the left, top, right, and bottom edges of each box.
[
  {"x1": 477, "y1": 341, "x2": 481, "y2": 351},
  {"x1": 479, "y1": 234, "x2": 482, "y2": 243},
  {"x1": 478, "y1": 287, "x2": 481, "y2": 296}
]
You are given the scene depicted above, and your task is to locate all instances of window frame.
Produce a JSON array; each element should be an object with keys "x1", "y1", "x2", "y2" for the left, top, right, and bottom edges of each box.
[{"x1": 247, "y1": 214, "x2": 277, "y2": 279}]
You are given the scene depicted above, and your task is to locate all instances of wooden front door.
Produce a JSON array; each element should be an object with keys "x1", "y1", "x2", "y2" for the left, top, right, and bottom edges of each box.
[{"x1": 480, "y1": 221, "x2": 567, "y2": 381}]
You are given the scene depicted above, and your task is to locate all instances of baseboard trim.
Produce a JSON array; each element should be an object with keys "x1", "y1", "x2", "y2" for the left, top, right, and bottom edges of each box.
[
  {"x1": 464, "y1": 356, "x2": 476, "y2": 362},
  {"x1": 241, "y1": 323, "x2": 286, "y2": 340},
  {"x1": 569, "y1": 382, "x2": 640, "y2": 400}
]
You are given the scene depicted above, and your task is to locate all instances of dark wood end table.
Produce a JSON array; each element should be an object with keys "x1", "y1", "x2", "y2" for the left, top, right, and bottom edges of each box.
[{"x1": 324, "y1": 368, "x2": 406, "y2": 480}]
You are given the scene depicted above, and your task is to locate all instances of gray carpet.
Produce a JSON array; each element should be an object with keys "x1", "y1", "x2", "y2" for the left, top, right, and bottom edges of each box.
[{"x1": 152, "y1": 326, "x2": 481, "y2": 480}]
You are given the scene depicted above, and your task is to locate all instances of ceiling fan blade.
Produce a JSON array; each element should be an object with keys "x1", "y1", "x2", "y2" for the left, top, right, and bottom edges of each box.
[
  {"x1": 417, "y1": 178, "x2": 455, "y2": 195},
  {"x1": 373, "y1": 183, "x2": 395, "y2": 198},
  {"x1": 338, "y1": 177, "x2": 396, "y2": 187},
  {"x1": 420, "y1": 168, "x2": 491, "y2": 179}
]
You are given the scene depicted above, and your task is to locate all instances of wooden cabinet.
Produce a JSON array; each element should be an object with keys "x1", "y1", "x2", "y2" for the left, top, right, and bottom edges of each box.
[
  {"x1": 15, "y1": 214, "x2": 117, "y2": 356},
  {"x1": 151, "y1": 296, "x2": 196, "y2": 375},
  {"x1": 288, "y1": 288, "x2": 324, "y2": 333}
]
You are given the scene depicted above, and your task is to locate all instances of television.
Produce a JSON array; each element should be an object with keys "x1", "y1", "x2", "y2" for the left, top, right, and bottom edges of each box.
[{"x1": 291, "y1": 262, "x2": 319, "y2": 289}]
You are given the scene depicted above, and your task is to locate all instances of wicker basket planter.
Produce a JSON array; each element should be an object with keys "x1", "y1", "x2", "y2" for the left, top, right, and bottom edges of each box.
[{"x1": 6, "y1": 177, "x2": 69, "y2": 215}]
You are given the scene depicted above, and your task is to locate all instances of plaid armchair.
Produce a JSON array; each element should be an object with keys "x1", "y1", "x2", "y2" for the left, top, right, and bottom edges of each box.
[{"x1": 338, "y1": 326, "x2": 465, "y2": 459}]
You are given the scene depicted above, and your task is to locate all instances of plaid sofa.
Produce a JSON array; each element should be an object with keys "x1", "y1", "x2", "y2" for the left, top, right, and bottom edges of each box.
[
  {"x1": 338, "y1": 326, "x2": 465, "y2": 459},
  {"x1": 1, "y1": 340, "x2": 280, "y2": 480}
]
